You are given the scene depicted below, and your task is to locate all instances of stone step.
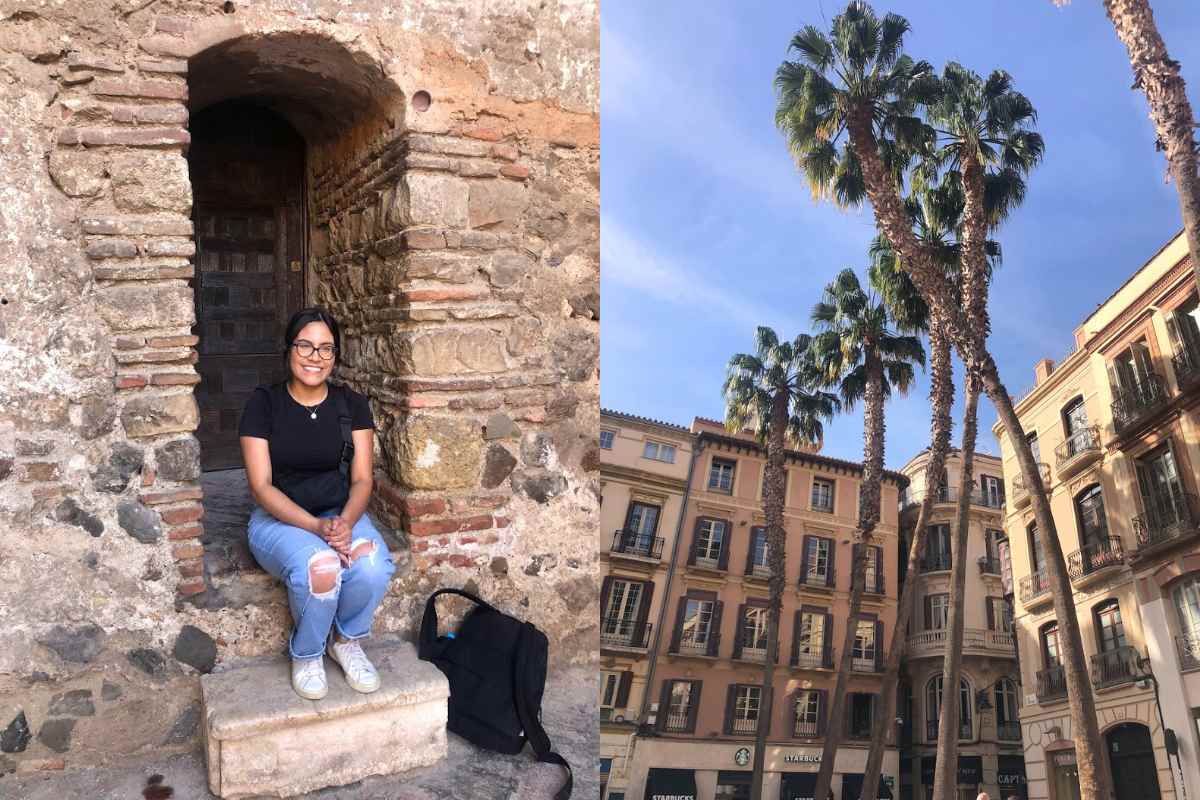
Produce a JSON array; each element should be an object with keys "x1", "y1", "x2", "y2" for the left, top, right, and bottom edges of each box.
[{"x1": 200, "y1": 638, "x2": 448, "y2": 798}]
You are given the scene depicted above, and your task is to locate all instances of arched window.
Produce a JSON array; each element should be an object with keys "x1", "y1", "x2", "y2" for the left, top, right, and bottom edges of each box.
[
  {"x1": 1062, "y1": 396, "x2": 1089, "y2": 448},
  {"x1": 1093, "y1": 599, "x2": 1127, "y2": 653},
  {"x1": 924, "y1": 674, "x2": 972, "y2": 741},
  {"x1": 1074, "y1": 484, "x2": 1109, "y2": 551}
]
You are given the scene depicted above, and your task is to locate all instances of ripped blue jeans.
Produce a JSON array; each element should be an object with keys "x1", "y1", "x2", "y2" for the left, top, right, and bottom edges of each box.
[{"x1": 247, "y1": 506, "x2": 396, "y2": 660}]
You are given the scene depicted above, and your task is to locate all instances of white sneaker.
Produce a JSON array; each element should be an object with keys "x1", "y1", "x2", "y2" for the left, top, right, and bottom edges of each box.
[
  {"x1": 327, "y1": 639, "x2": 380, "y2": 693},
  {"x1": 291, "y1": 656, "x2": 328, "y2": 700}
]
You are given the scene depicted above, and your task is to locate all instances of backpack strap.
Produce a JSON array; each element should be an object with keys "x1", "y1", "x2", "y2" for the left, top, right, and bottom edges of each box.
[
  {"x1": 333, "y1": 383, "x2": 354, "y2": 481},
  {"x1": 514, "y1": 622, "x2": 573, "y2": 800},
  {"x1": 418, "y1": 588, "x2": 499, "y2": 661}
]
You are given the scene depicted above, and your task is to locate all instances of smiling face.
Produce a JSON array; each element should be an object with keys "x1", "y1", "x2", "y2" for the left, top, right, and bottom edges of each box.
[{"x1": 288, "y1": 320, "x2": 336, "y2": 388}]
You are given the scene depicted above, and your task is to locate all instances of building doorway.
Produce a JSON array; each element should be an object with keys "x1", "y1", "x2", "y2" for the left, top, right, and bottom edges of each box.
[
  {"x1": 188, "y1": 101, "x2": 306, "y2": 472},
  {"x1": 1106, "y1": 723, "x2": 1161, "y2": 800}
]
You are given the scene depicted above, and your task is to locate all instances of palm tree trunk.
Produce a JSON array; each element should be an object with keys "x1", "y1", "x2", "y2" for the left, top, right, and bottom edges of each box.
[
  {"x1": 978, "y1": 352, "x2": 1115, "y2": 800},
  {"x1": 932, "y1": 372, "x2": 979, "y2": 800},
  {"x1": 814, "y1": 353, "x2": 886, "y2": 800},
  {"x1": 860, "y1": 319, "x2": 955, "y2": 800},
  {"x1": 1103, "y1": 0, "x2": 1200, "y2": 294},
  {"x1": 749, "y1": 393, "x2": 790, "y2": 800}
]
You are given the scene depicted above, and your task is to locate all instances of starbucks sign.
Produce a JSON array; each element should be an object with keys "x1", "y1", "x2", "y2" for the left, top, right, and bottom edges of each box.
[{"x1": 734, "y1": 747, "x2": 751, "y2": 766}]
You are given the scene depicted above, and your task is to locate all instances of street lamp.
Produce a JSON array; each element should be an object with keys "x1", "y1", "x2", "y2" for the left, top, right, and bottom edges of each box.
[{"x1": 1133, "y1": 656, "x2": 1188, "y2": 800}]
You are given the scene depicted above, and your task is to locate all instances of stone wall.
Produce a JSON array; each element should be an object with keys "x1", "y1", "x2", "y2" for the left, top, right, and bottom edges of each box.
[{"x1": 0, "y1": 0, "x2": 598, "y2": 775}]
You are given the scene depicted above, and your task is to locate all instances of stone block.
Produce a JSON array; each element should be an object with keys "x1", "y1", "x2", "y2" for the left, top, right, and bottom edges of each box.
[
  {"x1": 404, "y1": 330, "x2": 507, "y2": 376},
  {"x1": 155, "y1": 436, "x2": 201, "y2": 481},
  {"x1": 97, "y1": 284, "x2": 194, "y2": 331},
  {"x1": 468, "y1": 180, "x2": 527, "y2": 229},
  {"x1": 391, "y1": 416, "x2": 482, "y2": 491},
  {"x1": 109, "y1": 151, "x2": 192, "y2": 214},
  {"x1": 48, "y1": 151, "x2": 106, "y2": 197},
  {"x1": 121, "y1": 394, "x2": 198, "y2": 438},
  {"x1": 200, "y1": 640, "x2": 448, "y2": 799}
]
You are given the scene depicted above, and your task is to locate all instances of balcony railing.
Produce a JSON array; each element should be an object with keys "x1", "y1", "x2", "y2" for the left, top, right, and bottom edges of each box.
[
  {"x1": 1056, "y1": 426, "x2": 1101, "y2": 475},
  {"x1": 1172, "y1": 344, "x2": 1200, "y2": 387},
  {"x1": 662, "y1": 711, "x2": 691, "y2": 732},
  {"x1": 798, "y1": 568, "x2": 834, "y2": 589},
  {"x1": 1036, "y1": 665, "x2": 1067, "y2": 702},
  {"x1": 1112, "y1": 373, "x2": 1168, "y2": 432},
  {"x1": 1175, "y1": 633, "x2": 1200, "y2": 671},
  {"x1": 997, "y1": 720, "x2": 1022, "y2": 741},
  {"x1": 1067, "y1": 536, "x2": 1125, "y2": 582},
  {"x1": 1134, "y1": 488, "x2": 1199, "y2": 552},
  {"x1": 729, "y1": 716, "x2": 758, "y2": 735},
  {"x1": 851, "y1": 655, "x2": 879, "y2": 673},
  {"x1": 901, "y1": 485, "x2": 1006, "y2": 511},
  {"x1": 600, "y1": 618, "x2": 652, "y2": 649},
  {"x1": 793, "y1": 719, "x2": 822, "y2": 738},
  {"x1": 1019, "y1": 571, "x2": 1050, "y2": 605},
  {"x1": 926, "y1": 719, "x2": 972, "y2": 742},
  {"x1": 740, "y1": 645, "x2": 767, "y2": 663},
  {"x1": 1090, "y1": 646, "x2": 1140, "y2": 688},
  {"x1": 908, "y1": 628, "x2": 1015, "y2": 658},
  {"x1": 746, "y1": 563, "x2": 771, "y2": 579},
  {"x1": 1011, "y1": 463, "x2": 1051, "y2": 508},
  {"x1": 977, "y1": 556, "x2": 1001, "y2": 576},
  {"x1": 610, "y1": 530, "x2": 664, "y2": 560},
  {"x1": 791, "y1": 643, "x2": 834, "y2": 670},
  {"x1": 921, "y1": 551, "x2": 952, "y2": 573}
]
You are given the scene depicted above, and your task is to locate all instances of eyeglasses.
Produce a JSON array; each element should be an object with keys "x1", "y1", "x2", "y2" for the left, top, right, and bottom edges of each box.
[{"x1": 291, "y1": 341, "x2": 337, "y2": 360}]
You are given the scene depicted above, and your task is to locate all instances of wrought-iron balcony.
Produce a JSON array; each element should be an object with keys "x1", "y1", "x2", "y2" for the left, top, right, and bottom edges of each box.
[
  {"x1": 790, "y1": 643, "x2": 834, "y2": 670},
  {"x1": 1036, "y1": 665, "x2": 1067, "y2": 703},
  {"x1": 610, "y1": 530, "x2": 664, "y2": 561},
  {"x1": 920, "y1": 551, "x2": 952, "y2": 573},
  {"x1": 600, "y1": 617, "x2": 652, "y2": 649},
  {"x1": 728, "y1": 716, "x2": 758, "y2": 736},
  {"x1": 997, "y1": 720, "x2": 1022, "y2": 741},
  {"x1": 1133, "y1": 489, "x2": 1200, "y2": 554},
  {"x1": 672, "y1": 628, "x2": 720, "y2": 658},
  {"x1": 1111, "y1": 373, "x2": 1168, "y2": 432},
  {"x1": 926, "y1": 719, "x2": 972, "y2": 742},
  {"x1": 793, "y1": 719, "x2": 823, "y2": 738},
  {"x1": 1011, "y1": 463, "x2": 1051, "y2": 509},
  {"x1": 1175, "y1": 633, "x2": 1200, "y2": 671},
  {"x1": 1172, "y1": 344, "x2": 1200, "y2": 388},
  {"x1": 662, "y1": 711, "x2": 692, "y2": 732},
  {"x1": 1055, "y1": 425, "x2": 1102, "y2": 478},
  {"x1": 1090, "y1": 646, "x2": 1140, "y2": 689},
  {"x1": 1019, "y1": 570, "x2": 1052, "y2": 608},
  {"x1": 901, "y1": 485, "x2": 1004, "y2": 512},
  {"x1": 1066, "y1": 536, "x2": 1125, "y2": 586},
  {"x1": 977, "y1": 556, "x2": 1002, "y2": 576}
]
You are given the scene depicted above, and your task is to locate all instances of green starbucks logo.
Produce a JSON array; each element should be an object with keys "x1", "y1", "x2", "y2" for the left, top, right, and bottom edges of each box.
[{"x1": 734, "y1": 747, "x2": 751, "y2": 766}]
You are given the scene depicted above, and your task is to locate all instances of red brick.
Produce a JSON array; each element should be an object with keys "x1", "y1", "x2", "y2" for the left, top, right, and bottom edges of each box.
[
  {"x1": 116, "y1": 375, "x2": 148, "y2": 389},
  {"x1": 92, "y1": 77, "x2": 187, "y2": 100},
  {"x1": 411, "y1": 540, "x2": 429, "y2": 553},
  {"x1": 457, "y1": 536, "x2": 477, "y2": 545},
  {"x1": 401, "y1": 287, "x2": 488, "y2": 303},
  {"x1": 402, "y1": 498, "x2": 447, "y2": 518},
  {"x1": 177, "y1": 579, "x2": 206, "y2": 597},
  {"x1": 462, "y1": 124, "x2": 505, "y2": 142},
  {"x1": 32, "y1": 485, "x2": 66, "y2": 501},
  {"x1": 447, "y1": 555, "x2": 477, "y2": 568},
  {"x1": 167, "y1": 524, "x2": 203, "y2": 541},
  {"x1": 408, "y1": 515, "x2": 494, "y2": 538},
  {"x1": 448, "y1": 495, "x2": 508, "y2": 513},
  {"x1": 157, "y1": 266, "x2": 195, "y2": 279},
  {"x1": 151, "y1": 372, "x2": 202, "y2": 386},
  {"x1": 138, "y1": 57, "x2": 188, "y2": 74},
  {"x1": 490, "y1": 144, "x2": 519, "y2": 161},
  {"x1": 404, "y1": 395, "x2": 449, "y2": 409},
  {"x1": 172, "y1": 542, "x2": 203, "y2": 560},
  {"x1": 20, "y1": 463, "x2": 59, "y2": 482},
  {"x1": 58, "y1": 127, "x2": 190, "y2": 147},
  {"x1": 161, "y1": 504, "x2": 204, "y2": 525},
  {"x1": 177, "y1": 559, "x2": 204, "y2": 578},
  {"x1": 402, "y1": 377, "x2": 495, "y2": 392},
  {"x1": 86, "y1": 239, "x2": 138, "y2": 259},
  {"x1": 141, "y1": 468, "x2": 156, "y2": 487},
  {"x1": 481, "y1": 533, "x2": 500, "y2": 545},
  {"x1": 114, "y1": 335, "x2": 146, "y2": 350},
  {"x1": 147, "y1": 335, "x2": 199, "y2": 348},
  {"x1": 140, "y1": 487, "x2": 203, "y2": 505},
  {"x1": 494, "y1": 516, "x2": 511, "y2": 528},
  {"x1": 500, "y1": 164, "x2": 530, "y2": 180}
]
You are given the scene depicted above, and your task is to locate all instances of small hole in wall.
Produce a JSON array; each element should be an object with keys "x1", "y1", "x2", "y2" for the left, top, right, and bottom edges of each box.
[
  {"x1": 412, "y1": 90, "x2": 431, "y2": 112},
  {"x1": 222, "y1": 1, "x2": 235, "y2": 13},
  {"x1": 0, "y1": 298, "x2": 7, "y2": 305}
]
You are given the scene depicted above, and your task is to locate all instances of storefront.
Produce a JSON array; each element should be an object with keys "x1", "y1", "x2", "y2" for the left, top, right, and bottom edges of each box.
[
  {"x1": 996, "y1": 755, "x2": 1027, "y2": 800},
  {"x1": 715, "y1": 770, "x2": 751, "y2": 800},
  {"x1": 917, "y1": 755, "x2": 983, "y2": 799},
  {"x1": 1048, "y1": 750, "x2": 1081, "y2": 800},
  {"x1": 780, "y1": 772, "x2": 818, "y2": 800},
  {"x1": 841, "y1": 773, "x2": 895, "y2": 800},
  {"x1": 645, "y1": 767, "x2": 698, "y2": 800}
]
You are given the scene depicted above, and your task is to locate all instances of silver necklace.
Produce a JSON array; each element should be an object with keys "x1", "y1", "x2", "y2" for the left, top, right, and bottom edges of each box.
[{"x1": 288, "y1": 385, "x2": 328, "y2": 420}]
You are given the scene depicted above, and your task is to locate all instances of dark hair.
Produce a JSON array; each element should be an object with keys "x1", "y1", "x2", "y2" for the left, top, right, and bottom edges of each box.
[{"x1": 282, "y1": 306, "x2": 341, "y2": 364}]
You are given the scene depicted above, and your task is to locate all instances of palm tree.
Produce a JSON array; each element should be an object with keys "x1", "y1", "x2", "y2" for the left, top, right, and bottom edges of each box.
[
  {"x1": 807, "y1": 268, "x2": 924, "y2": 800},
  {"x1": 774, "y1": 5, "x2": 1114, "y2": 798},
  {"x1": 1058, "y1": 0, "x2": 1200, "y2": 293},
  {"x1": 723, "y1": 328, "x2": 838, "y2": 800}
]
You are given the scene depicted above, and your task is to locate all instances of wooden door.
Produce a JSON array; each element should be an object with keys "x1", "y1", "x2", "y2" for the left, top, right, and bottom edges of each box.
[{"x1": 188, "y1": 101, "x2": 306, "y2": 471}]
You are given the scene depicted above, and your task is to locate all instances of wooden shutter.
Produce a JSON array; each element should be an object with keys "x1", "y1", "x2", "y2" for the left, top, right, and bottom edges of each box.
[
  {"x1": 822, "y1": 611, "x2": 834, "y2": 667},
  {"x1": 724, "y1": 683, "x2": 737, "y2": 734},
  {"x1": 1106, "y1": 360, "x2": 1125, "y2": 401},
  {"x1": 816, "y1": 688, "x2": 828, "y2": 735},
  {"x1": 874, "y1": 620, "x2": 884, "y2": 671},
  {"x1": 656, "y1": 680, "x2": 672, "y2": 731},
  {"x1": 873, "y1": 545, "x2": 885, "y2": 593},
  {"x1": 635, "y1": 580, "x2": 655, "y2": 642},
  {"x1": 732, "y1": 603, "x2": 748, "y2": 660},
  {"x1": 668, "y1": 597, "x2": 687, "y2": 653},
  {"x1": 686, "y1": 680, "x2": 702, "y2": 732},
  {"x1": 687, "y1": 518, "x2": 701, "y2": 565},
  {"x1": 759, "y1": 683, "x2": 773, "y2": 738},
  {"x1": 826, "y1": 537, "x2": 837, "y2": 587},
  {"x1": 717, "y1": 521, "x2": 731, "y2": 570},
  {"x1": 790, "y1": 609, "x2": 802, "y2": 665},
  {"x1": 802, "y1": 535, "x2": 814, "y2": 582},
  {"x1": 615, "y1": 671, "x2": 633, "y2": 708},
  {"x1": 709, "y1": 601, "x2": 724, "y2": 657},
  {"x1": 986, "y1": 597, "x2": 995, "y2": 631},
  {"x1": 744, "y1": 527, "x2": 759, "y2": 575},
  {"x1": 924, "y1": 595, "x2": 932, "y2": 630},
  {"x1": 600, "y1": 576, "x2": 614, "y2": 621}
]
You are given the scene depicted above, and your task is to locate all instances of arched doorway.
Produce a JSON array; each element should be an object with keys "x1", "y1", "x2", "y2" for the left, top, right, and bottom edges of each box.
[{"x1": 1106, "y1": 723, "x2": 1161, "y2": 800}]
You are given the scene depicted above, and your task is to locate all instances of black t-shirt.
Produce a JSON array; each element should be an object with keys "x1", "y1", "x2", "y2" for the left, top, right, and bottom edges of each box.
[{"x1": 238, "y1": 381, "x2": 374, "y2": 492}]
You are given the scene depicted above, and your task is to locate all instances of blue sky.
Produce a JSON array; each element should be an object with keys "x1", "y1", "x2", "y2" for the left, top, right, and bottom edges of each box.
[{"x1": 600, "y1": 0, "x2": 1200, "y2": 470}]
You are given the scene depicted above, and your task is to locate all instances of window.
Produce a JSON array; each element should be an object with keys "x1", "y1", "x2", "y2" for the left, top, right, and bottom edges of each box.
[
  {"x1": 987, "y1": 597, "x2": 1013, "y2": 632},
  {"x1": 937, "y1": 468, "x2": 950, "y2": 502},
  {"x1": 926, "y1": 593, "x2": 950, "y2": 630},
  {"x1": 600, "y1": 672, "x2": 621, "y2": 712},
  {"x1": 1028, "y1": 522, "x2": 1046, "y2": 576},
  {"x1": 729, "y1": 684, "x2": 761, "y2": 735},
  {"x1": 1075, "y1": 485, "x2": 1109, "y2": 548},
  {"x1": 1041, "y1": 622, "x2": 1061, "y2": 667},
  {"x1": 861, "y1": 545, "x2": 883, "y2": 592},
  {"x1": 925, "y1": 674, "x2": 972, "y2": 741},
  {"x1": 1110, "y1": 339, "x2": 1156, "y2": 395},
  {"x1": 709, "y1": 457, "x2": 736, "y2": 492},
  {"x1": 1165, "y1": 295, "x2": 1200, "y2": 365},
  {"x1": 802, "y1": 535, "x2": 833, "y2": 585},
  {"x1": 679, "y1": 598, "x2": 715, "y2": 652},
  {"x1": 624, "y1": 502, "x2": 660, "y2": 538},
  {"x1": 643, "y1": 440, "x2": 676, "y2": 463},
  {"x1": 1136, "y1": 443, "x2": 1189, "y2": 534},
  {"x1": 602, "y1": 580, "x2": 644, "y2": 644},
  {"x1": 1094, "y1": 600, "x2": 1127, "y2": 652},
  {"x1": 1063, "y1": 396, "x2": 1088, "y2": 440},
  {"x1": 795, "y1": 609, "x2": 827, "y2": 667},
  {"x1": 794, "y1": 690, "x2": 822, "y2": 737},
  {"x1": 1026, "y1": 431, "x2": 1041, "y2": 464},
  {"x1": 853, "y1": 620, "x2": 876, "y2": 670},
  {"x1": 662, "y1": 679, "x2": 697, "y2": 731},
  {"x1": 981, "y1": 475, "x2": 1005, "y2": 507},
  {"x1": 846, "y1": 693, "x2": 875, "y2": 738},
  {"x1": 811, "y1": 478, "x2": 834, "y2": 512},
  {"x1": 741, "y1": 606, "x2": 769, "y2": 655},
  {"x1": 695, "y1": 518, "x2": 727, "y2": 564},
  {"x1": 600, "y1": 757, "x2": 612, "y2": 774},
  {"x1": 995, "y1": 678, "x2": 1020, "y2": 730},
  {"x1": 924, "y1": 525, "x2": 951, "y2": 571},
  {"x1": 747, "y1": 527, "x2": 769, "y2": 575},
  {"x1": 599, "y1": 429, "x2": 615, "y2": 450},
  {"x1": 1174, "y1": 576, "x2": 1200, "y2": 642}
]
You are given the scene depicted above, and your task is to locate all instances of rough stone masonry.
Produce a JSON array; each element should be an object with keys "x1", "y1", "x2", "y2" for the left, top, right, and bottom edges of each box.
[{"x1": 0, "y1": 0, "x2": 598, "y2": 774}]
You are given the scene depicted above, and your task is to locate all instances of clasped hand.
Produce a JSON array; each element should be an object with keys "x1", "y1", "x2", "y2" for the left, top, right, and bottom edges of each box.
[{"x1": 318, "y1": 515, "x2": 352, "y2": 565}]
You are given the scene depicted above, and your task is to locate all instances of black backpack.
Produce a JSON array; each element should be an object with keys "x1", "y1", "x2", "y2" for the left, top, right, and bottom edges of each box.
[{"x1": 418, "y1": 589, "x2": 573, "y2": 799}]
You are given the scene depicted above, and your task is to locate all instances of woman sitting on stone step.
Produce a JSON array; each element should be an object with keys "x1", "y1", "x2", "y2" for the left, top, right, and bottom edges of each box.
[{"x1": 238, "y1": 306, "x2": 396, "y2": 700}]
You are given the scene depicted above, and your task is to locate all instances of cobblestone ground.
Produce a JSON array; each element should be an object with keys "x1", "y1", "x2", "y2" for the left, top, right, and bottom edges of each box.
[{"x1": 4, "y1": 666, "x2": 598, "y2": 799}]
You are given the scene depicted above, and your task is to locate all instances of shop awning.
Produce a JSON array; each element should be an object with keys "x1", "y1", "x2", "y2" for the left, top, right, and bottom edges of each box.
[
  {"x1": 841, "y1": 773, "x2": 894, "y2": 800},
  {"x1": 781, "y1": 772, "x2": 817, "y2": 800},
  {"x1": 644, "y1": 767, "x2": 697, "y2": 800}
]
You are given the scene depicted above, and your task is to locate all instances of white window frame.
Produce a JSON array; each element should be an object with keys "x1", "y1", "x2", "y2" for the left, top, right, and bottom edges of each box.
[
  {"x1": 599, "y1": 429, "x2": 615, "y2": 450},
  {"x1": 794, "y1": 689, "x2": 820, "y2": 735},
  {"x1": 600, "y1": 671, "x2": 621, "y2": 709},
  {"x1": 642, "y1": 440, "x2": 676, "y2": 463},
  {"x1": 735, "y1": 685, "x2": 761, "y2": 722},
  {"x1": 929, "y1": 594, "x2": 950, "y2": 630},
  {"x1": 807, "y1": 537, "x2": 831, "y2": 582},
  {"x1": 742, "y1": 606, "x2": 768, "y2": 654},
  {"x1": 696, "y1": 519, "x2": 726, "y2": 563},
  {"x1": 811, "y1": 478, "x2": 834, "y2": 512},
  {"x1": 852, "y1": 620, "x2": 876, "y2": 669},
  {"x1": 709, "y1": 457, "x2": 736, "y2": 493},
  {"x1": 681, "y1": 599, "x2": 714, "y2": 649},
  {"x1": 665, "y1": 680, "x2": 693, "y2": 730},
  {"x1": 750, "y1": 527, "x2": 769, "y2": 573}
]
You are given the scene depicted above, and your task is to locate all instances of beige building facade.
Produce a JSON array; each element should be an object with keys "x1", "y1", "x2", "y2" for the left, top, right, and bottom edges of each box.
[
  {"x1": 995, "y1": 232, "x2": 1200, "y2": 800},
  {"x1": 896, "y1": 450, "x2": 1025, "y2": 800}
]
